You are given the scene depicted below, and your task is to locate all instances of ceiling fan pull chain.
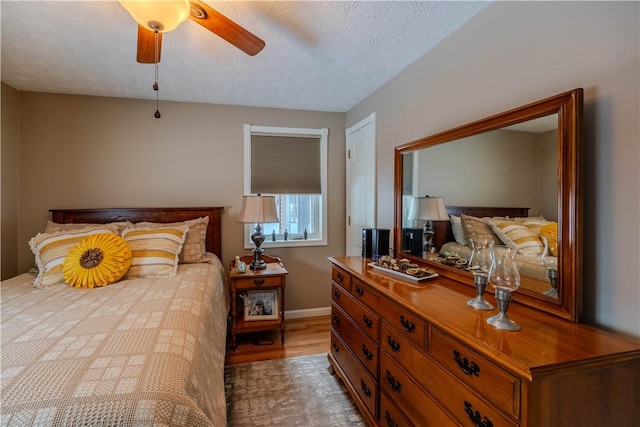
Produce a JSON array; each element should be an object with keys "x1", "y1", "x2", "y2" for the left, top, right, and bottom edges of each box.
[{"x1": 153, "y1": 29, "x2": 161, "y2": 119}]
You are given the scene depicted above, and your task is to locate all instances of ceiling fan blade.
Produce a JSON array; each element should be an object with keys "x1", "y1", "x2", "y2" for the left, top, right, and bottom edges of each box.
[
  {"x1": 188, "y1": 0, "x2": 265, "y2": 56},
  {"x1": 137, "y1": 25, "x2": 163, "y2": 64}
]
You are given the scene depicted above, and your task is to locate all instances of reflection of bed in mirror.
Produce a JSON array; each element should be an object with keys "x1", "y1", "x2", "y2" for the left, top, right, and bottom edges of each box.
[{"x1": 428, "y1": 206, "x2": 557, "y2": 296}]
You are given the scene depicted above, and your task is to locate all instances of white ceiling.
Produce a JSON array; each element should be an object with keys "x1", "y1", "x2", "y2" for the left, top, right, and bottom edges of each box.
[{"x1": 1, "y1": 1, "x2": 490, "y2": 112}]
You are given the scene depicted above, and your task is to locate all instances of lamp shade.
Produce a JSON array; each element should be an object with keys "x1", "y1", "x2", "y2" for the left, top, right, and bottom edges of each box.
[
  {"x1": 237, "y1": 195, "x2": 279, "y2": 224},
  {"x1": 408, "y1": 196, "x2": 449, "y2": 221},
  {"x1": 119, "y1": 0, "x2": 190, "y2": 33}
]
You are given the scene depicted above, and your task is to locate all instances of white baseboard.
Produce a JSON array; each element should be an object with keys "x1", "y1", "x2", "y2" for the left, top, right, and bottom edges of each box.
[{"x1": 285, "y1": 307, "x2": 331, "y2": 319}]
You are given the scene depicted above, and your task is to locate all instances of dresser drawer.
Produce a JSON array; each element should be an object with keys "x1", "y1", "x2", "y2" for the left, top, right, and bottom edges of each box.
[
  {"x1": 351, "y1": 277, "x2": 381, "y2": 313},
  {"x1": 233, "y1": 275, "x2": 283, "y2": 290},
  {"x1": 382, "y1": 324, "x2": 518, "y2": 427},
  {"x1": 331, "y1": 283, "x2": 380, "y2": 342},
  {"x1": 380, "y1": 352, "x2": 458, "y2": 426},
  {"x1": 332, "y1": 267, "x2": 352, "y2": 291},
  {"x1": 381, "y1": 300, "x2": 426, "y2": 348},
  {"x1": 331, "y1": 331, "x2": 378, "y2": 418},
  {"x1": 331, "y1": 303, "x2": 378, "y2": 378},
  {"x1": 429, "y1": 327, "x2": 520, "y2": 418},
  {"x1": 380, "y1": 391, "x2": 413, "y2": 427}
]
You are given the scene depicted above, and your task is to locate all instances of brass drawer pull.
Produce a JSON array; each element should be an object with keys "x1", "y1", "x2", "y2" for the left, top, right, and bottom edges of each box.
[
  {"x1": 454, "y1": 350, "x2": 480, "y2": 377},
  {"x1": 384, "y1": 410, "x2": 399, "y2": 427},
  {"x1": 355, "y1": 285, "x2": 364, "y2": 296},
  {"x1": 362, "y1": 314, "x2": 373, "y2": 328},
  {"x1": 385, "y1": 370, "x2": 402, "y2": 392},
  {"x1": 360, "y1": 379, "x2": 372, "y2": 398},
  {"x1": 399, "y1": 315, "x2": 416, "y2": 333},
  {"x1": 361, "y1": 344, "x2": 373, "y2": 361},
  {"x1": 253, "y1": 279, "x2": 265, "y2": 286},
  {"x1": 332, "y1": 314, "x2": 340, "y2": 325},
  {"x1": 464, "y1": 401, "x2": 493, "y2": 427},
  {"x1": 386, "y1": 335, "x2": 401, "y2": 352}
]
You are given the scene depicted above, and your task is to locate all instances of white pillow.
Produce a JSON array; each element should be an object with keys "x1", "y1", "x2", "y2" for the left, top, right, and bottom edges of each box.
[{"x1": 450, "y1": 215, "x2": 467, "y2": 246}]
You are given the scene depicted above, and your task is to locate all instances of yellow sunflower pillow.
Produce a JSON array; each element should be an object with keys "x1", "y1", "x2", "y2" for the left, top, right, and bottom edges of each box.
[
  {"x1": 63, "y1": 233, "x2": 132, "y2": 288},
  {"x1": 540, "y1": 222, "x2": 558, "y2": 257}
]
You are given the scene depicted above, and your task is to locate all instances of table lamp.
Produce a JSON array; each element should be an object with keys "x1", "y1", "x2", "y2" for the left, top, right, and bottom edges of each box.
[
  {"x1": 408, "y1": 196, "x2": 449, "y2": 253},
  {"x1": 237, "y1": 195, "x2": 279, "y2": 270}
]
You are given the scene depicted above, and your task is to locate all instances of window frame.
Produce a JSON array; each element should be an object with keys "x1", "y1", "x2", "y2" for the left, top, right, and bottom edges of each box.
[{"x1": 243, "y1": 124, "x2": 329, "y2": 249}]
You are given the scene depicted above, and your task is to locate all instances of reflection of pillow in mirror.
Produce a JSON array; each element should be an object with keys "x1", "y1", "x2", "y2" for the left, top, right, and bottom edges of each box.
[
  {"x1": 450, "y1": 215, "x2": 468, "y2": 246},
  {"x1": 460, "y1": 215, "x2": 502, "y2": 245},
  {"x1": 513, "y1": 215, "x2": 546, "y2": 223},
  {"x1": 490, "y1": 221, "x2": 545, "y2": 256},
  {"x1": 540, "y1": 222, "x2": 558, "y2": 256},
  {"x1": 520, "y1": 219, "x2": 552, "y2": 236}
]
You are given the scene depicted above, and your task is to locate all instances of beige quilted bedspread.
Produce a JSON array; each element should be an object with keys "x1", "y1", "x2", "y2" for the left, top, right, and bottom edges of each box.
[{"x1": 1, "y1": 254, "x2": 229, "y2": 427}]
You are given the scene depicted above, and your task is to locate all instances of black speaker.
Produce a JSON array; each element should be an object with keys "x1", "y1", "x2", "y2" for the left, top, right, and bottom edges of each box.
[
  {"x1": 363, "y1": 228, "x2": 390, "y2": 260},
  {"x1": 403, "y1": 228, "x2": 423, "y2": 256},
  {"x1": 362, "y1": 228, "x2": 373, "y2": 258}
]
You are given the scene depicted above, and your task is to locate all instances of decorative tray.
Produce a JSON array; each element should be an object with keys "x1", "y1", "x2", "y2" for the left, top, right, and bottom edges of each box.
[{"x1": 367, "y1": 262, "x2": 439, "y2": 282}]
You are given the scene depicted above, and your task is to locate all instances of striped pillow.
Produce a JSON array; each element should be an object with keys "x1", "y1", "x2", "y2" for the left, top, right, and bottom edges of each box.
[
  {"x1": 489, "y1": 220, "x2": 544, "y2": 256},
  {"x1": 122, "y1": 226, "x2": 188, "y2": 278},
  {"x1": 134, "y1": 217, "x2": 208, "y2": 264},
  {"x1": 29, "y1": 225, "x2": 119, "y2": 288}
]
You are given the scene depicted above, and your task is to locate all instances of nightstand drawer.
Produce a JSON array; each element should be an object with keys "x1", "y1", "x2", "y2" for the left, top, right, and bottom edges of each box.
[
  {"x1": 332, "y1": 283, "x2": 379, "y2": 342},
  {"x1": 429, "y1": 327, "x2": 520, "y2": 418},
  {"x1": 233, "y1": 275, "x2": 283, "y2": 289},
  {"x1": 331, "y1": 302, "x2": 378, "y2": 378},
  {"x1": 332, "y1": 267, "x2": 352, "y2": 291}
]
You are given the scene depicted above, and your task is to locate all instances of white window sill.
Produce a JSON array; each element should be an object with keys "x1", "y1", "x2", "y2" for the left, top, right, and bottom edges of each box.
[{"x1": 244, "y1": 239, "x2": 327, "y2": 249}]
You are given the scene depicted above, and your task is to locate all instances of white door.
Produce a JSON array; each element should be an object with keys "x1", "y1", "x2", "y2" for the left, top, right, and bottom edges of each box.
[{"x1": 345, "y1": 113, "x2": 376, "y2": 256}]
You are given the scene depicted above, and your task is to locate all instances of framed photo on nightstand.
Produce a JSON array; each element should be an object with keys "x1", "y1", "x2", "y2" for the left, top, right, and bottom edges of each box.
[{"x1": 240, "y1": 290, "x2": 279, "y2": 321}]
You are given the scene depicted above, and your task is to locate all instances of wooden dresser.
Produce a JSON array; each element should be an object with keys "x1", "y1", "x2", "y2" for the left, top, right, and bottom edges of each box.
[{"x1": 328, "y1": 256, "x2": 640, "y2": 427}]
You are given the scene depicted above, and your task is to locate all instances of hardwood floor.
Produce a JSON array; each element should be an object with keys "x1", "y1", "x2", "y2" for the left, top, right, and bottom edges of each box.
[{"x1": 225, "y1": 315, "x2": 330, "y2": 366}]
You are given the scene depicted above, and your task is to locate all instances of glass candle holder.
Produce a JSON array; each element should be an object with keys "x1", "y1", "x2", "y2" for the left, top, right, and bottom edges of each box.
[
  {"x1": 467, "y1": 238, "x2": 494, "y2": 310},
  {"x1": 541, "y1": 236, "x2": 558, "y2": 298},
  {"x1": 487, "y1": 245, "x2": 521, "y2": 331}
]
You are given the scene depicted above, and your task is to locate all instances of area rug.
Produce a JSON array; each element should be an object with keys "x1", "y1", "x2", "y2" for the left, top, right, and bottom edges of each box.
[{"x1": 225, "y1": 353, "x2": 366, "y2": 426}]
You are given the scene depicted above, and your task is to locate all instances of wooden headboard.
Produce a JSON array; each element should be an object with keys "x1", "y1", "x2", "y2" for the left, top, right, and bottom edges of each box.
[{"x1": 49, "y1": 207, "x2": 223, "y2": 260}]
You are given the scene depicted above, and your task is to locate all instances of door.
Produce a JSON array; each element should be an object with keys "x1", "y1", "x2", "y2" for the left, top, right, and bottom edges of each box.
[{"x1": 345, "y1": 113, "x2": 376, "y2": 256}]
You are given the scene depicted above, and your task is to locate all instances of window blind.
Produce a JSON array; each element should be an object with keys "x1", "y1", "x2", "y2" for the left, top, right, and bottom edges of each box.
[{"x1": 251, "y1": 134, "x2": 322, "y2": 194}]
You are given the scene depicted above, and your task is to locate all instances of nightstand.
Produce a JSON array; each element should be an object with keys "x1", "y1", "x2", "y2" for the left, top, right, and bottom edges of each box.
[{"x1": 228, "y1": 256, "x2": 287, "y2": 350}]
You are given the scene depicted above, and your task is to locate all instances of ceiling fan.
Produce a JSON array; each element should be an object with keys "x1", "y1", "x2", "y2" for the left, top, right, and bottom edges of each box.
[{"x1": 120, "y1": 0, "x2": 265, "y2": 64}]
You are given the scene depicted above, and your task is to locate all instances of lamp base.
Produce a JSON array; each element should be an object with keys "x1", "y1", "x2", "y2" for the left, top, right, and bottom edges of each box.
[{"x1": 250, "y1": 248, "x2": 267, "y2": 270}]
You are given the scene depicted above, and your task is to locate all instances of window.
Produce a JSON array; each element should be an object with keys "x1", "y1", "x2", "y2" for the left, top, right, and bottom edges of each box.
[{"x1": 243, "y1": 124, "x2": 328, "y2": 248}]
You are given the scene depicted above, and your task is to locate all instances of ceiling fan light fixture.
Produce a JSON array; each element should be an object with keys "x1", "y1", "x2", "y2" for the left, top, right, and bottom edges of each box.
[{"x1": 120, "y1": 0, "x2": 190, "y2": 33}]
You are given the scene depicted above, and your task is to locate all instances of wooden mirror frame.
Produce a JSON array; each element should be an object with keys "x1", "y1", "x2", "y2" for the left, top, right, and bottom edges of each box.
[{"x1": 393, "y1": 89, "x2": 583, "y2": 321}]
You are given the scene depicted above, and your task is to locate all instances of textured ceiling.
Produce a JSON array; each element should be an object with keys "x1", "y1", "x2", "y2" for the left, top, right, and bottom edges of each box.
[{"x1": 1, "y1": 1, "x2": 490, "y2": 112}]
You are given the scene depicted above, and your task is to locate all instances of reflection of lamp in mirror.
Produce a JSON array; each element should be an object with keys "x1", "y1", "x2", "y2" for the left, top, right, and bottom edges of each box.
[
  {"x1": 237, "y1": 195, "x2": 279, "y2": 270},
  {"x1": 408, "y1": 196, "x2": 449, "y2": 254},
  {"x1": 467, "y1": 238, "x2": 494, "y2": 310},
  {"x1": 541, "y1": 236, "x2": 559, "y2": 298}
]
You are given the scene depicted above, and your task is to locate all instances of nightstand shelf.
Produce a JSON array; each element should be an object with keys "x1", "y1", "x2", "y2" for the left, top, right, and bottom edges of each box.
[{"x1": 228, "y1": 257, "x2": 287, "y2": 350}]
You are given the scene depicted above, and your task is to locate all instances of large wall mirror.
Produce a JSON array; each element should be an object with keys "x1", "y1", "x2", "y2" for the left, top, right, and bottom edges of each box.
[{"x1": 393, "y1": 89, "x2": 583, "y2": 321}]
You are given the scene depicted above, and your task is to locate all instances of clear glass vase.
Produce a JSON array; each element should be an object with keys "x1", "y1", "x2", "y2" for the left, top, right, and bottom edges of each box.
[
  {"x1": 467, "y1": 238, "x2": 494, "y2": 310},
  {"x1": 487, "y1": 245, "x2": 521, "y2": 331},
  {"x1": 540, "y1": 236, "x2": 559, "y2": 298}
]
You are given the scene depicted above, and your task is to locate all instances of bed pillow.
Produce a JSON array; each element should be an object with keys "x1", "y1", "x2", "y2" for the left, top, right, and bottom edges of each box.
[
  {"x1": 490, "y1": 220, "x2": 545, "y2": 256},
  {"x1": 540, "y1": 222, "x2": 558, "y2": 256},
  {"x1": 449, "y1": 215, "x2": 468, "y2": 246},
  {"x1": 45, "y1": 221, "x2": 133, "y2": 235},
  {"x1": 122, "y1": 225, "x2": 188, "y2": 278},
  {"x1": 29, "y1": 225, "x2": 119, "y2": 288},
  {"x1": 63, "y1": 233, "x2": 132, "y2": 288},
  {"x1": 134, "y1": 217, "x2": 208, "y2": 263},
  {"x1": 460, "y1": 214, "x2": 502, "y2": 246}
]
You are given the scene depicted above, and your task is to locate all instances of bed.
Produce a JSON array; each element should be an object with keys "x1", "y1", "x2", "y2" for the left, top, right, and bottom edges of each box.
[
  {"x1": 434, "y1": 206, "x2": 558, "y2": 294},
  {"x1": 1, "y1": 207, "x2": 228, "y2": 426}
]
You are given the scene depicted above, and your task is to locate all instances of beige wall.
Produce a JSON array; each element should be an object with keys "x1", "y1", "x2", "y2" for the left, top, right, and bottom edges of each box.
[
  {"x1": 8, "y1": 92, "x2": 345, "y2": 312},
  {"x1": 1, "y1": 83, "x2": 20, "y2": 279},
  {"x1": 347, "y1": 1, "x2": 640, "y2": 337}
]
